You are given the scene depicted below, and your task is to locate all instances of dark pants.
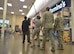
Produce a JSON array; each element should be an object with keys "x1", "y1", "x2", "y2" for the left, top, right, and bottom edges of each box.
[
  {"x1": 42, "y1": 28, "x2": 55, "y2": 49},
  {"x1": 23, "y1": 30, "x2": 30, "y2": 42}
]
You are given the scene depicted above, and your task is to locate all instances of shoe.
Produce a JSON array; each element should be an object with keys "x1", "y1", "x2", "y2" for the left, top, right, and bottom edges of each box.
[
  {"x1": 28, "y1": 41, "x2": 31, "y2": 44},
  {"x1": 46, "y1": 39, "x2": 49, "y2": 42},
  {"x1": 40, "y1": 39, "x2": 42, "y2": 41},
  {"x1": 37, "y1": 45, "x2": 40, "y2": 47},
  {"x1": 51, "y1": 49, "x2": 55, "y2": 52},
  {"x1": 35, "y1": 38, "x2": 37, "y2": 40},
  {"x1": 40, "y1": 46, "x2": 45, "y2": 50},
  {"x1": 57, "y1": 48, "x2": 64, "y2": 50},
  {"x1": 31, "y1": 45, "x2": 35, "y2": 48}
]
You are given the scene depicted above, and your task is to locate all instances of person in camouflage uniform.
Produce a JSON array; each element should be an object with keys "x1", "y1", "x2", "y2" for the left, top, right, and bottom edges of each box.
[
  {"x1": 31, "y1": 16, "x2": 42, "y2": 47},
  {"x1": 42, "y1": 7, "x2": 55, "y2": 52},
  {"x1": 54, "y1": 12, "x2": 64, "y2": 50}
]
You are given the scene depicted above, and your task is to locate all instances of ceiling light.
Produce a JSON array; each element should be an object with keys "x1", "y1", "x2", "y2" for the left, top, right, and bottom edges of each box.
[
  {"x1": 0, "y1": 7, "x2": 3, "y2": 10},
  {"x1": 23, "y1": 5, "x2": 27, "y2": 8},
  {"x1": 19, "y1": 9, "x2": 23, "y2": 12},
  {"x1": 7, "y1": 3, "x2": 12, "y2": 7},
  {"x1": 20, "y1": 0, "x2": 25, "y2": 2},
  {"x1": 11, "y1": 12, "x2": 14, "y2": 14},
  {"x1": 22, "y1": 13, "x2": 24, "y2": 15}
]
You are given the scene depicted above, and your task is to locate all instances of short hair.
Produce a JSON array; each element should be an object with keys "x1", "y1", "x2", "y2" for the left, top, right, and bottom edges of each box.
[
  {"x1": 24, "y1": 16, "x2": 27, "y2": 20},
  {"x1": 57, "y1": 12, "x2": 61, "y2": 16},
  {"x1": 37, "y1": 16, "x2": 41, "y2": 19},
  {"x1": 46, "y1": 7, "x2": 50, "y2": 11}
]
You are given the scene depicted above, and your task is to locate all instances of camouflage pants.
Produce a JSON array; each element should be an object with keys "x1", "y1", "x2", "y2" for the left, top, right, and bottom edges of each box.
[
  {"x1": 42, "y1": 28, "x2": 55, "y2": 49},
  {"x1": 57, "y1": 30, "x2": 63, "y2": 48},
  {"x1": 32, "y1": 28, "x2": 40, "y2": 45}
]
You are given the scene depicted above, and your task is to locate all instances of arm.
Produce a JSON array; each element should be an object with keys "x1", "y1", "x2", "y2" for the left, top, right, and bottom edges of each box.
[
  {"x1": 54, "y1": 18, "x2": 58, "y2": 29},
  {"x1": 22, "y1": 21, "x2": 24, "y2": 32}
]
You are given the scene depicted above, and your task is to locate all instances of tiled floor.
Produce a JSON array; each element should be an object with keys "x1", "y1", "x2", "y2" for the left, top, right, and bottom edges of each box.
[{"x1": 0, "y1": 34, "x2": 74, "y2": 54}]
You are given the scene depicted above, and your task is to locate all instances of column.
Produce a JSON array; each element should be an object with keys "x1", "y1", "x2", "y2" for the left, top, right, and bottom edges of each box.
[
  {"x1": 71, "y1": 0, "x2": 74, "y2": 42},
  {"x1": 11, "y1": 15, "x2": 16, "y2": 32},
  {"x1": 1, "y1": 0, "x2": 8, "y2": 38}
]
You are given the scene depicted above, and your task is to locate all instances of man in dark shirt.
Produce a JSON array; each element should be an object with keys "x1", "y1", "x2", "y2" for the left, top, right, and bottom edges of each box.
[
  {"x1": 0, "y1": 27, "x2": 2, "y2": 37},
  {"x1": 22, "y1": 16, "x2": 31, "y2": 44}
]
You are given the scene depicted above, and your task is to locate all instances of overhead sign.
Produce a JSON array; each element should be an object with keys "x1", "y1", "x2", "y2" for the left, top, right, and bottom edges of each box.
[{"x1": 50, "y1": 1, "x2": 66, "y2": 13}]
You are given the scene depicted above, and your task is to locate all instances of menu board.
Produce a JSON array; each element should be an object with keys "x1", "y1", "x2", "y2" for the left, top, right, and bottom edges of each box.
[
  {"x1": 63, "y1": 7, "x2": 70, "y2": 17},
  {"x1": 0, "y1": 18, "x2": 9, "y2": 27}
]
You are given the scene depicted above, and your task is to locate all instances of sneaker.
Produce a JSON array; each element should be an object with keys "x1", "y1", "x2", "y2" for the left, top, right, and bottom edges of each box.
[
  {"x1": 37, "y1": 45, "x2": 40, "y2": 47},
  {"x1": 31, "y1": 45, "x2": 35, "y2": 48},
  {"x1": 40, "y1": 39, "x2": 42, "y2": 41},
  {"x1": 28, "y1": 41, "x2": 31, "y2": 44},
  {"x1": 57, "y1": 45, "x2": 64, "y2": 50},
  {"x1": 34, "y1": 38, "x2": 37, "y2": 40},
  {"x1": 51, "y1": 49, "x2": 55, "y2": 52},
  {"x1": 57, "y1": 48, "x2": 64, "y2": 50},
  {"x1": 40, "y1": 46, "x2": 45, "y2": 50}
]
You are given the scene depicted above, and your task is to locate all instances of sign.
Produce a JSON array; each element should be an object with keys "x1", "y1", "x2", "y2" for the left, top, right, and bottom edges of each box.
[
  {"x1": 65, "y1": 0, "x2": 71, "y2": 7},
  {"x1": 63, "y1": 7, "x2": 71, "y2": 17},
  {"x1": 63, "y1": 30, "x2": 70, "y2": 42},
  {"x1": 50, "y1": 1, "x2": 66, "y2": 13}
]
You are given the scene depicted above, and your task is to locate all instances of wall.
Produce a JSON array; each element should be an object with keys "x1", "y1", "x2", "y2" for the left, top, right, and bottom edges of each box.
[
  {"x1": 16, "y1": 15, "x2": 24, "y2": 28},
  {"x1": 0, "y1": 13, "x2": 24, "y2": 31}
]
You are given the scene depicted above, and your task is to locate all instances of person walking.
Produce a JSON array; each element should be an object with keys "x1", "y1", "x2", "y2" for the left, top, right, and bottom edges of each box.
[
  {"x1": 31, "y1": 16, "x2": 42, "y2": 47},
  {"x1": 42, "y1": 7, "x2": 55, "y2": 52},
  {"x1": 54, "y1": 12, "x2": 64, "y2": 50},
  {"x1": 22, "y1": 16, "x2": 31, "y2": 44}
]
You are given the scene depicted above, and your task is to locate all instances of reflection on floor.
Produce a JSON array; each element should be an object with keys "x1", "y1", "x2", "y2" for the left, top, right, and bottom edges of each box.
[{"x1": 0, "y1": 34, "x2": 74, "y2": 54}]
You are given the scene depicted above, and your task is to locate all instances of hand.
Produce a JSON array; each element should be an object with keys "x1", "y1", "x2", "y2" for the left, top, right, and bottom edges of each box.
[{"x1": 41, "y1": 27, "x2": 44, "y2": 30}]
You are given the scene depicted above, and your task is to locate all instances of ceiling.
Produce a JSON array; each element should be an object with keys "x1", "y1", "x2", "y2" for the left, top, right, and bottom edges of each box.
[
  {"x1": 27, "y1": 0, "x2": 61, "y2": 18},
  {"x1": 0, "y1": 0, "x2": 61, "y2": 16},
  {"x1": 0, "y1": 0, "x2": 35, "y2": 15},
  {"x1": 41, "y1": 0, "x2": 61, "y2": 12}
]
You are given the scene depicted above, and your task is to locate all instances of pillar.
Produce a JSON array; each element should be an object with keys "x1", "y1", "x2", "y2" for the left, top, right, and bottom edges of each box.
[
  {"x1": 1, "y1": 0, "x2": 8, "y2": 38},
  {"x1": 11, "y1": 15, "x2": 16, "y2": 32},
  {"x1": 71, "y1": 0, "x2": 74, "y2": 42}
]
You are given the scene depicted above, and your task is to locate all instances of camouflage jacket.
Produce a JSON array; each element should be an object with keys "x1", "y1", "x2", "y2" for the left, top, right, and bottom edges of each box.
[
  {"x1": 42, "y1": 11, "x2": 54, "y2": 28},
  {"x1": 54, "y1": 16, "x2": 64, "y2": 31}
]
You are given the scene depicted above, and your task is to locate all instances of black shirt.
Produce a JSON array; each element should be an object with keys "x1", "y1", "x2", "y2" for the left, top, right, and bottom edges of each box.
[{"x1": 22, "y1": 20, "x2": 30, "y2": 32}]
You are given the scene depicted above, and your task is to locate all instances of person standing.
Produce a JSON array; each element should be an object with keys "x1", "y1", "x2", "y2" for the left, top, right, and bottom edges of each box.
[
  {"x1": 22, "y1": 16, "x2": 31, "y2": 44},
  {"x1": 54, "y1": 12, "x2": 64, "y2": 50},
  {"x1": 42, "y1": 7, "x2": 55, "y2": 52},
  {"x1": 0, "y1": 27, "x2": 2, "y2": 37},
  {"x1": 31, "y1": 16, "x2": 41, "y2": 47}
]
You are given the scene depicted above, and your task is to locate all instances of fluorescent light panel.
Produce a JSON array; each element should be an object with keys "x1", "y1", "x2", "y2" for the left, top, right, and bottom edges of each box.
[
  {"x1": 0, "y1": 7, "x2": 3, "y2": 10},
  {"x1": 11, "y1": 12, "x2": 14, "y2": 14},
  {"x1": 20, "y1": 0, "x2": 25, "y2": 2},
  {"x1": 23, "y1": 5, "x2": 27, "y2": 8},
  {"x1": 7, "y1": 3, "x2": 12, "y2": 6},
  {"x1": 19, "y1": 9, "x2": 23, "y2": 12},
  {"x1": 22, "y1": 13, "x2": 24, "y2": 15}
]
